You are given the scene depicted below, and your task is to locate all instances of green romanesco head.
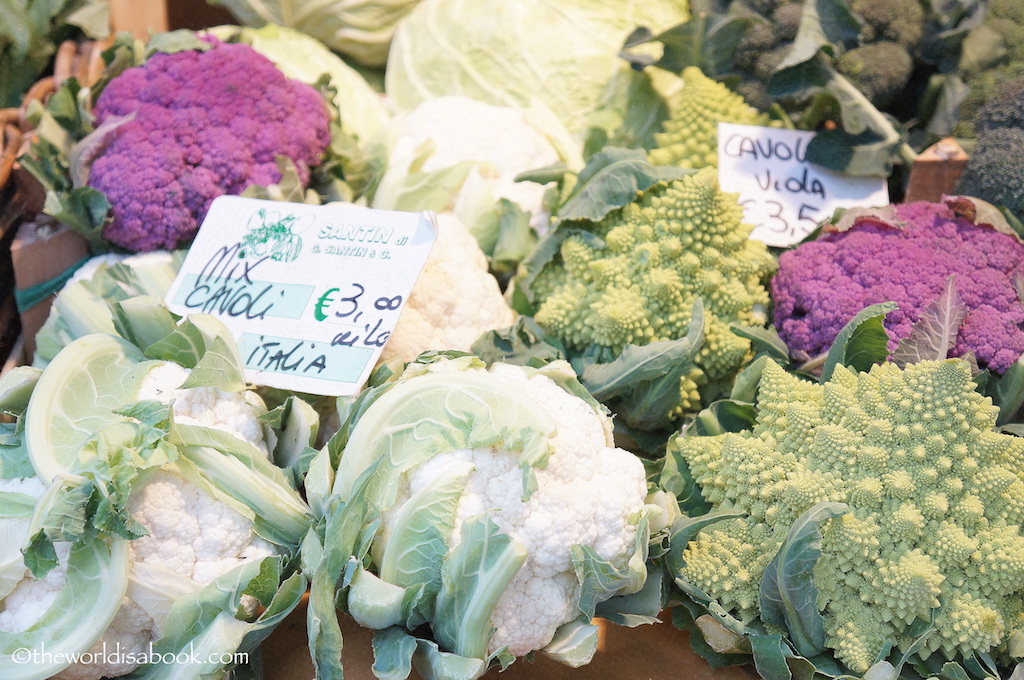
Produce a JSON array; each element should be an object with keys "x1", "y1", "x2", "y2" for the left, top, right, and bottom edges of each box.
[
  {"x1": 530, "y1": 167, "x2": 775, "y2": 415},
  {"x1": 667, "y1": 359, "x2": 1024, "y2": 673},
  {"x1": 648, "y1": 66, "x2": 772, "y2": 169}
]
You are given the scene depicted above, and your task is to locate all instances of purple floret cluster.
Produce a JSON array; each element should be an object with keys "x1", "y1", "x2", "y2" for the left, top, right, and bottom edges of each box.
[
  {"x1": 772, "y1": 201, "x2": 1024, "y2": 373},
  {"x1": 88, "y1": 40, "x2": 331, "y2": 252}
]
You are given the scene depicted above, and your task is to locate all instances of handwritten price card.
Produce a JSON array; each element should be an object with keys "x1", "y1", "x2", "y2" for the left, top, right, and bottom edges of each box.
[
  {"x1": 717, "y1": 123, "x2": 889, "y2": 247},
  {"x1": 165, "y1": 196, "x2": 436, "y2": 396}
]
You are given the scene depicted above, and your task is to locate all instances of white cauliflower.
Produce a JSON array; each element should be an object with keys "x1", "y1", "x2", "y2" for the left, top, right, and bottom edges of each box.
[
  {"x1": 371, "y1": 95, "x2": 580, "y2": 240},
  {"x1": 0, "y1": 470, "x2": 275, "y2": 680},
  {"x1": 380, "y1": 214, "x2": 515, "y2": 364},
  {"x1": 374, "y1": 361, "x2": 648, "y2": 657},
  {"x1": 0, "y1": 360, "x2": 278, "y2": 680},
  {"x1": 137, "y1": 362, "x2": 271, "y2": 455}
]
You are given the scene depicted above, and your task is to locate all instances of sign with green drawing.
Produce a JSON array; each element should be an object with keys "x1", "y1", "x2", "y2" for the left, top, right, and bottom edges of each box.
[{"x1": 165, "y1": 196, "x2": 436, "y2": 396}]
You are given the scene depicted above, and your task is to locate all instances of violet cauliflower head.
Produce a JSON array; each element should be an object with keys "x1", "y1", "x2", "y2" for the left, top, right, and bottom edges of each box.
[
  {"x1": 772, "y1": 201, "x2": 1024, "y2": 373},
  {"x1": 88, "y1": 38, "x2": 331, "y2": 252}
]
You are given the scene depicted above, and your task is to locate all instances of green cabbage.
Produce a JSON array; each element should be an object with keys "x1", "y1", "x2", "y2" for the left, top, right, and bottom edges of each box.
[
  {"x1": 384, "y1": 0, "x2": 689, "y2": 138},
  {"x1": 208, "y1": 0, "x2": 420, "y2": 66}
]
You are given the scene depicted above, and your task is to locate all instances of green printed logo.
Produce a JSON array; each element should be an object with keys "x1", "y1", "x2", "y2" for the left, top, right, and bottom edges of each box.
[{"x1": 238, "y1": 209, "x2": 309, "y2": 262}]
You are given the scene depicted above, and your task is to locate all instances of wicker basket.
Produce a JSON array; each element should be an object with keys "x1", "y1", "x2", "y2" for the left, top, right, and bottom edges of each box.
[{"x1": 1, "y1": 39, "x2": 113, "y2": 364}]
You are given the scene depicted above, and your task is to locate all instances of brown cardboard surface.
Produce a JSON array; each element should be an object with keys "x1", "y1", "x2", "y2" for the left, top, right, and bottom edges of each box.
[
  {"x1": 903, "y1": 138, "x2": 970, "y2": 204},
  {"x1": 262, "y1": 605, "x2": 761, "y2": 680},
  {"x1": 10, "y1": 221, "x2": 90, "y2": 359}
]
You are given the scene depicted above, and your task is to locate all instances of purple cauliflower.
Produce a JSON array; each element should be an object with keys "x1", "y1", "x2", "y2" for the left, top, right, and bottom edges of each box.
[
  {"x1": 88, "y1": 39, "x2": 330, "y2": 252},
  {"x1": 772, "y1": 201, "x2": 1024, "y2": 373}
]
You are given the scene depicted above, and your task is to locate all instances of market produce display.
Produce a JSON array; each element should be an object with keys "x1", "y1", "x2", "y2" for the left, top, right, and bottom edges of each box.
[{"x1": 4, "y1": 1, "x2": 1024, "y2": 679}]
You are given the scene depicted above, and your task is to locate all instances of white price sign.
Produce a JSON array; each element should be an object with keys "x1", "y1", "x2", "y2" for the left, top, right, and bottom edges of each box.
[
  {"x1": 717, "y1": 123, "x2": 889, "y2": 247},
  {"x1": 165, "y1": 196, "x2": 436, "y2": 396}
]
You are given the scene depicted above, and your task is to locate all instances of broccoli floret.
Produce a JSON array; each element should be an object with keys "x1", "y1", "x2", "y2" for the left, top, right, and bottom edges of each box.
[
  {"x1": 850, "y1": 0, "x2": 925, "y2": 51},
  {"x1": 973, "y1": 75, "x2": 1024, "y2": 134},
  {"x1": 648, "y1": 67, "x2": 771, "y2": 169},
  {"x1": 734, "y1": 19, "x2": 780, "y2": 73},
  {"x1": 836, "y1": 41, "x2": 915, "y2": 108},
  {"x1": 88, "y1": 38, "x2": 331, "y2": 252},
  {"x1": 666, "y1": 358, "x2": 1024, "y2": 673},
  {"x1": 957, "y1": 128, "x2": 1024, "y2": 224},
  {"x1": 529, "y1": 167, "x2": 776, "y2": 418},
  {"x1": 952, "y1": 0, "x2": 1024, "y2": 137},
  {"x1": 771, "y1": 2, "x2": 803, "y2": 42},
  {"x1": 988, "y1": 0, "x2": 1024, "y2": 62},
  {"x1": 772, "y1": 201, "x2": 1024, "y2": 373},
  {"x1": 955, "y1": 75, "x2": 1024, "y2": 224}
]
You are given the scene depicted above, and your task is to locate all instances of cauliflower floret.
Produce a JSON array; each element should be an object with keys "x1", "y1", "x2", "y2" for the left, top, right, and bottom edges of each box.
[
  {"x1": 380, "y1": 214, "x2": 515, "y2": 364},
  {"x1": 138, "y1": 362, "x2": 269, "y2": 455},
  {"x1": 53, "y1": 600, "x2": 159, "y2": 680},
  {"x1": 127, "y1": 470, "x2": 275, "y2": 584},
  {"x1": 379, "y1": 362, "x2": 648, "y2": 657}
]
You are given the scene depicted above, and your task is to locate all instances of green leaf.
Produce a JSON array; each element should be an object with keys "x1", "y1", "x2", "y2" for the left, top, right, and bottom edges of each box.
[
  {"x1": 759, "y1": 501, "x2": 848, "y2": 657},
  {"x1": 769, "y1": 51, "x2": 903, "y2": 177},
  {"x1": 580, "y1": 299, "x2": 704, "y2": 431},
  {"x1": 0, "y1": 538, "x2": 130, "y2": 680},
  {"x1": 411, "y1": 638, "x2": 487, "y2": 680},
  {"x1": 541, "y1": 618, "x2": 600, "y2": 668},
  {"x1": 989, "y1": 358, "x2": 1024, "y2": 426},
  {"x1": 433, "y1": 515, "x2": 527, "y2": 660},
  {"x1": 749, "y1": 634, "x2": 795, "y2": 680},
  {"x1": 0, "y1": 366, "x2": 42, "y2": 416},
  {"x1": 891, "y1": 276, "x2": 967, "y2": 367},
  {"x1": 729, "y1": 325, "x2": 790, "y2": 365},
  {"x1": 43, "y1": 187, "x2": 111, "y2": 252},
  {"x1": 490, "y1": 199, "x2": 538, "y2": 277},
  {"x1": 470, "y1": 317, "x2": 567, "y2": 367},
  {"x1": 371, "y1": 627, "x2": 419, "y2": 680},
  {"x1": 557, "y1": 148, "x2": 686, "y2": 222},
  {"x1": 595, "y1": 569, "x2": 666, "y2": 626},
  {"x1": 144, "y1": 29, "x2": 214, "y2": 56},
  {"x1": 820, "y1": 302, "x2": 896, "y2": 382},
  {"x1": 622, "y1": 12, "x2": 756, "y2": 78},
  {"x1": 776, "y1": 0, "x2": 861, "y2": 71},
  {"x1": 378, "y1": 461, "x2": 472, "y2": 625},
  {"x1": 691, "y1": 399, "x2": 758, "y2": 437}
]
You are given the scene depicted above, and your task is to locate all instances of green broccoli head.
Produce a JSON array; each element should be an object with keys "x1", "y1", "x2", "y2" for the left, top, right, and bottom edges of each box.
[
  {"x1": 530, "y1": 167, "x2": 776, "y2": 416},
  {"x1": 850, "y1": 0, "x2": 925, "y2": 51},
  {"x1": 836, "y1": 41, "x2": 915, "y2": 109},
  {"x1": 667, "y1": 359, "x2": 1024, "y2": 673},
  {"x1": 988, "y1": 0, "x2": 1024, "y2": 62},
  {"x1": 649, "y1": 67, "x2": 772, "y2": 169},
  {"x1": 956, "y1": 75, "x2": 1024, "y2": 221}
]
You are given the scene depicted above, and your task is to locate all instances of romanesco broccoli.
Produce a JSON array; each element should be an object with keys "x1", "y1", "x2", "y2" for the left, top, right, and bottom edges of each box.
[
  {"x1": 530, "y1": 167, "x2": 775, "y2": 417},
  {"x1": 648, "y1": 67, "x2": 771, "y2": 169},
  {"x1": 666, "y1": 359, "x2": 1024, "y2": 673}
]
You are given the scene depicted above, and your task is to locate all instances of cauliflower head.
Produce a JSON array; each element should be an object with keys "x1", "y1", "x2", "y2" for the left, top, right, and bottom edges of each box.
[
  {"x1": 0, "y1": 471, "x2": 274, "y2": 680},
  {"x1": 772, "y1": 201, "x2": 1024, "y2": 373},
  {"x1": 88, "y1": 38, "x2": 330, "y2": 252},
  {"x1": 335, "y1": 356, "x2": 652, "y2": 673},
  {"x1": 380, "y1": 214, "x2": 515, "y2": 364},
  {"x1": 529, "y1": 166, "x2": 776, "y2": 415},
  {"x1": 667, "y1": 359, "x2": 1024, "y2": 673},
  {"x1": 370, "y1": 95, "x2": 578, "y2": 253},
  {"x1": 0, "y1": 358, "x2": 280, "y2": 680}
]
